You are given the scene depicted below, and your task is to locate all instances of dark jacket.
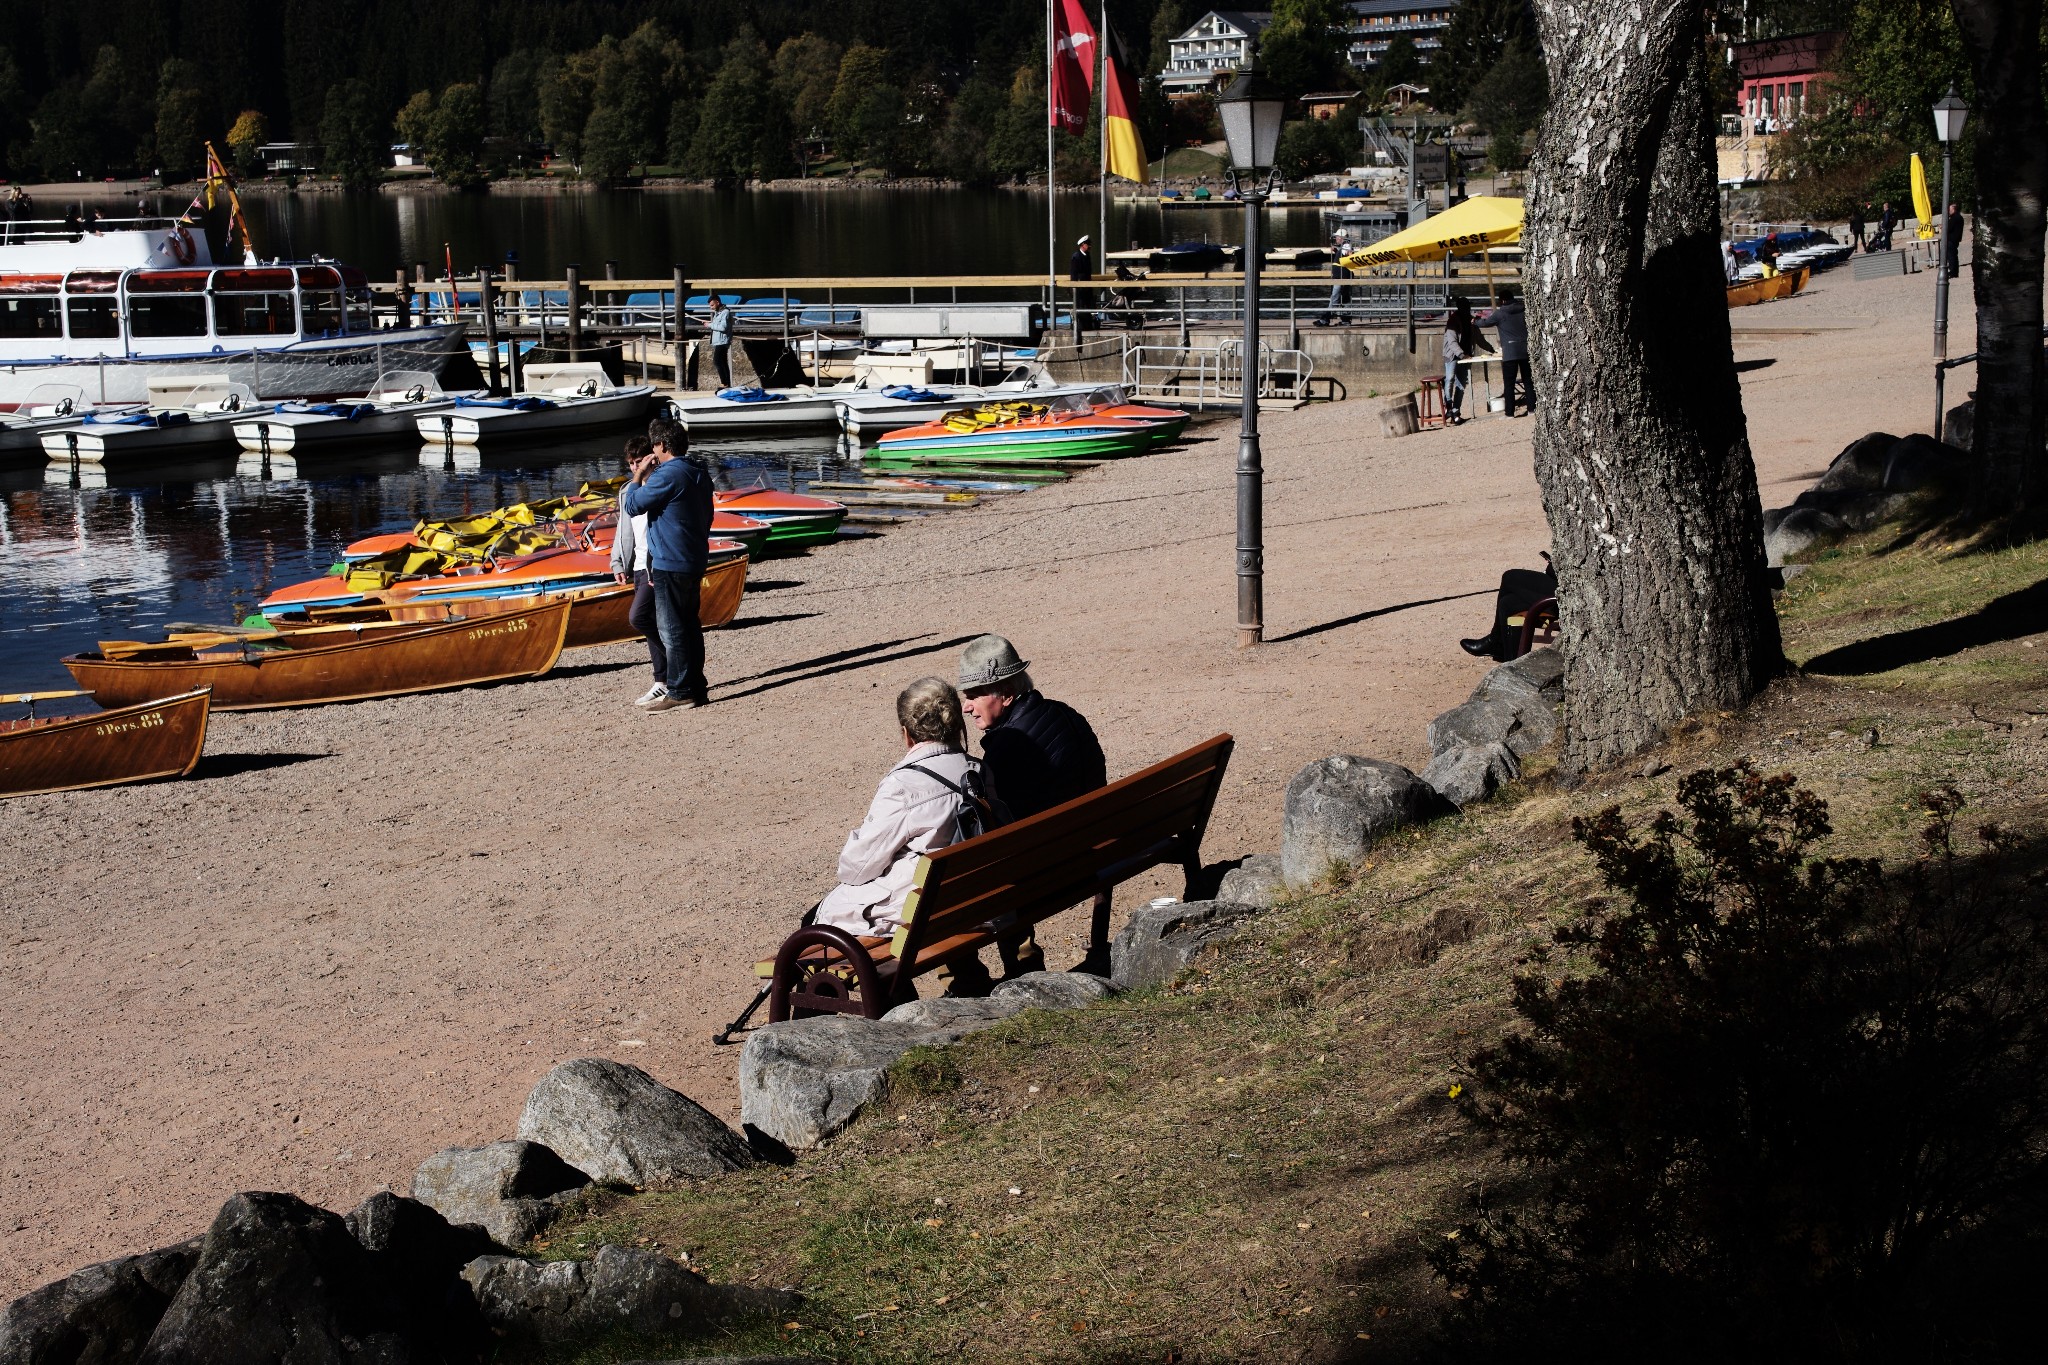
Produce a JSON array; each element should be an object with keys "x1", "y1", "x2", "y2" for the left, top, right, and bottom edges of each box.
[
  {"x1": 980, "y1": 690, "x2": 1107, "y2": 820},
  {"x1": 1069, "y1": 249, "x2": 1092, "y2": 282},
  {"x1": 1486, "y1": 298, "x2": 1529, "y2": 362},
  {"x1": 620, "y1": 456, "x2": 713, "y2": 574}
]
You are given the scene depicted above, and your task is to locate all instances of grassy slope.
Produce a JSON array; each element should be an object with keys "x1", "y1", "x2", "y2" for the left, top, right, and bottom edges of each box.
[{"x1": 538, "y1": 530, "x2": 2048, "y2": 1364}]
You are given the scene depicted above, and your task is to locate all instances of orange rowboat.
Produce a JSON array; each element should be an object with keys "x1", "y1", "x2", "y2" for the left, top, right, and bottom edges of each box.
[
  {"x1": 65, "y1": 599, "x2": 571, "y2": 711},
  {"x1": 0, "y1": 688, "x2": 212, "y2": 798}
]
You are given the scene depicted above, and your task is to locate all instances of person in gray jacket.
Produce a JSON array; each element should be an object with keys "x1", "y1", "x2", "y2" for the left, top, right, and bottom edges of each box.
[
  {"x1": 607, "y1": 436, "x2": 667, "y2": 705},
  {"x1": 1484, "y1": 296, "x2": 1533, "y2": 418}
]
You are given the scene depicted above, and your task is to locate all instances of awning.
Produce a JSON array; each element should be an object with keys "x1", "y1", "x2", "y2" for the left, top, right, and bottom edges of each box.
[{"x1": 1338, "y1": 196, "x2": 1525, "y2": 268}]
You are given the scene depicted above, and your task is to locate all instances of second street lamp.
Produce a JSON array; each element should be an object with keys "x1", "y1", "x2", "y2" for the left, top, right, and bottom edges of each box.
[
  {"x1": 1218, "y1": 61, "x2": 1285, "y2": 648},
  {"x1": 1931, "y1": 84, "x2": 1968, "y2": 365}
]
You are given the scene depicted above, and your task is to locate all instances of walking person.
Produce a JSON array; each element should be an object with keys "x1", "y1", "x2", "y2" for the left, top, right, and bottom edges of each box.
[
  {"x1": 1485, "y1": 295, "x2": 1533, "y2": 419},
  {"x1": 707, "y1": 297, "x2": 734, "y2": 389},
  {"x1": 620, "y1": 416, "x2": 714, "y2": 711},
  {"x1": 609, "y1": 436, "x2": 668, "y2": 707},
  {"x1": 1944, "y1": 202, "x2": 1965, "y2": 279},
  {"x1": 1878, "y1": 201, "x2": 1897, "y2": 252},
  {"x1": 1848, "y1": 203, "x2": 1866, "y2": 252}
]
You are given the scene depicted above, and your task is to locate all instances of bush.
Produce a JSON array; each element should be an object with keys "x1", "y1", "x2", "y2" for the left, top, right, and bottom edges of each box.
[{"x1": 1435, "y1": 763, "x2": 2048, "y2": 1360}]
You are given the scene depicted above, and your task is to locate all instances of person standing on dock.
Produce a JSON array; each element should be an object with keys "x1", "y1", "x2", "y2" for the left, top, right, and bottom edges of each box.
[
  {"x1": 1069, "y1": 236, "x2": 1093, "y2": 335},
  {"x1": 622, "y1": 416, "x2": 714, "y2": 710},
  {"x1": 708, "y1": 297, "x2": 735, "y2": 389}
]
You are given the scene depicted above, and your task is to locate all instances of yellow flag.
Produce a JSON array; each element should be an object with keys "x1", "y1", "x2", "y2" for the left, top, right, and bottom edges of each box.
[{"x1": 1910, "y1": 153, "x2": 1936, "y2": 240}]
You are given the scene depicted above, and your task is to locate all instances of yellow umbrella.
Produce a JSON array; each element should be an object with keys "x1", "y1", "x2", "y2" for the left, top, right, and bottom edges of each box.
[
  {"x1": 1910, "y1": 153, "x2": 1937, "y2": 240},
  {"x1": 1338, "y1": 196, "x2": 1524, "y2": 268}
]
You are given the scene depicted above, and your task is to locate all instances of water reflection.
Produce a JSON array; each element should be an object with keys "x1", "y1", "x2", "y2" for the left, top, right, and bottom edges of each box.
[{"x1": 0, "y1": 429, "x2": 864, "y2": 698}]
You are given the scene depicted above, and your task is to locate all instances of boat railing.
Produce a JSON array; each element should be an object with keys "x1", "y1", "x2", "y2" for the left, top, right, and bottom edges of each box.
[{"x1": 0, "y1": 216, "x2": 188, "y2": 245}]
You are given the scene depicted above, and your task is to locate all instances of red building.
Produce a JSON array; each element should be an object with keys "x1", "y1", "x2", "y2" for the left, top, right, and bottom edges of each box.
[{"x1": 1732, "y1": 29, "x2": 1843, "y2": 134}]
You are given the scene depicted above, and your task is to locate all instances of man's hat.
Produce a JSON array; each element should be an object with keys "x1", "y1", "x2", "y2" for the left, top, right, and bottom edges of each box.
[
  {"x1": 1077, "y1": 235, "x2": 1090, "y2": 245},
  {"x1": 958, "y1": 634, "x2": 1029, "y2": 690}
]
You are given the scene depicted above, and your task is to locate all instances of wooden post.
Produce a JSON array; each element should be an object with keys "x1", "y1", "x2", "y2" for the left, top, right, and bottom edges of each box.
[
  {"x1": 565, "y1": 264, "x2": 582, "y2": 360},
  {"x1": 604, "y1": 260, "x2": 618, "y2": 281},
  {"x1": 673, "y1": 266, "x2": 690, "y2": 391},
  {"x1": 414, "y1": 263, "x2": 428, "y2": 321},
  {"x1": 395, "y1": 270, "x2": 412, "y2": 328},
  {"x1": 479, "y1": 269, "x2": 503, "y2": 394}
]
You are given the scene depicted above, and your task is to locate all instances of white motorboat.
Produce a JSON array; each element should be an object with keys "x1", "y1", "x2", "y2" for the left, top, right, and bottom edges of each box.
[
  {"x1": 0, "y1": 385, "x2": 145, "y2": 458},
  {"x1": 413, "y1": 364, "x2": 655, "y2": 446},
  {"x1": 667, "y1": 384, "x2": 850, "y2": 435},
  {"x1": 38, "y1": 377, "x2": 273, "y2": 465},
  {"x1": 232, "y1": 372, "x2": 484, "y2": 455}
]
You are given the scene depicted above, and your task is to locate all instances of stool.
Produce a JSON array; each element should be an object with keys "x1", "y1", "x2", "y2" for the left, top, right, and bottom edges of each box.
[{"x1": 1414, "y1": 377, "x2": 1447, "y2": 429}]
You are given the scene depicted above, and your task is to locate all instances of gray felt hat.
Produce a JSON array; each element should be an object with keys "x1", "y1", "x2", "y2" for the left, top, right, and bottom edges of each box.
[{"x1": 958, "y1": 634, "x2": 1029, "y2": 690}]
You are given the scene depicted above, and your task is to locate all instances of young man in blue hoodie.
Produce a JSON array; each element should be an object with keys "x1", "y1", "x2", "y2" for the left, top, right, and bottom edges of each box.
[{"x1": 621, "y1": 416, "x2": 715, "y2": 710}]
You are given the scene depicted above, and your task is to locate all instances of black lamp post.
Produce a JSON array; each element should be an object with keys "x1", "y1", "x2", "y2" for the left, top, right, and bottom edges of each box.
[
  {"x1": 1218, "y1": 60, "x2": 1286, "y2": 648},
  {"x1": 1931, "y1": 85, "x2": 1968, "y2": 364}
]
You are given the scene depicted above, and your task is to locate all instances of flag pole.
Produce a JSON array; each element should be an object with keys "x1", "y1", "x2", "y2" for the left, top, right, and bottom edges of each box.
[
  {"x1": 1098, "y1": 0, "x2": 1108, "y2": 262},
  {"x1": 1047, "y1": 0, "x2": 1057, "y2": 300}
]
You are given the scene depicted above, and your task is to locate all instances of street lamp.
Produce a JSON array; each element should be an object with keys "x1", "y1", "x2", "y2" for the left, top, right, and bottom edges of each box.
[
  {"x1": 1218, "y1": 60, "x2": 1285, "y2": 648},
  {"x1": 1932, "y1": 85, "x2": 1967, "y2": 365}
]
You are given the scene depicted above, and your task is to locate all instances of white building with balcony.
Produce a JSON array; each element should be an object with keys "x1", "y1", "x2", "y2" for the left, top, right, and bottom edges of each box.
[
  {"x1": 1159, "y1": 11, "x2": 1273, "y2": 97},
  {"x1": 1345, "y1": 0, "x2": 1459, "y2": 71}
]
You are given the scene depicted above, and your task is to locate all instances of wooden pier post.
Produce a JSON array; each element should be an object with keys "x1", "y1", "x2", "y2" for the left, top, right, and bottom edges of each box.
[
  {"x1": 479, "y1": 269, "x2": 503, "y2": 394},
  {"x1": 673, "y1": 267, "x2": 691, "y2": 391},
  {"x1": 564, "y1": 264, "x2": 582, "y2": 360},
  {"x1": 414, "y1": 263, "x2": 428, "y2": 321},
  {"x1": 394, "y1": 270, "x2": 412, "y2": 328}
]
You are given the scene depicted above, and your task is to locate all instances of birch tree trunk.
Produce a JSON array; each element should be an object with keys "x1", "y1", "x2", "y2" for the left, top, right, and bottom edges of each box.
[
  {"x1": 1949, "y1": 0, "x2": 2047, "y2": 529},
  {"x1": 1525, "y1": 0, "x2": 1782, "y2": 772}
]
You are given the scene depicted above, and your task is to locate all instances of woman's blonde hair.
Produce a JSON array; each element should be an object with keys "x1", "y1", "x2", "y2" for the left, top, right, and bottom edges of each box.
[{"x1": 897, "y1": 676, "x2": 967, "y2": 750}]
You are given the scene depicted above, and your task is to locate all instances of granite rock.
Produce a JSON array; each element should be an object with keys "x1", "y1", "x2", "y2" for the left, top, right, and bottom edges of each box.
[
  {"x1": 410, "y1": 1140, "x2": 589, "y2": 1249},
  {"x1": 1427, "y1": 694, "x2": 1555, "y2": 758},
  {"x1": 1280, "y1": 756, "x2": 1440, "y2": 888},
  {"x1": 1811, "y1": 431, "x2": 1898, "y2": 493},
  {"x1": 1420, "y1": 742, "x2": 1520, "y2": 809},
  {"x1": 462, "y1": 1245, "x2": 793, "y2": 1346},
  {"x1": 989, "y1": 970, "x2": 1119, "y2": 1011},
  {"x1": 518, "y1": 1058, "x2": 754, "y2": 1186},
  {"x1": 1110, "y1": 900, "x2": 1263, "y2": 991},
  {"x1": 0, "y1": 1240, "x2": 198, "y2": 1365},
  {"x1": 1216, "y1": 853, "x2": 1288, "y2": 908}
]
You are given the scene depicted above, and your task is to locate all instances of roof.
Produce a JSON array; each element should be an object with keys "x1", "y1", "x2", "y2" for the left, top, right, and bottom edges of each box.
[
  {"x1": 1299, "y1": 91, "x2": 1359, "y2": 103},
  {"x1": 1348, "y1": 0, "x2": 1458, "y2": 15},
  {"x1": 1178, "y1": 10, "x2": 1273, "y2": 39}
]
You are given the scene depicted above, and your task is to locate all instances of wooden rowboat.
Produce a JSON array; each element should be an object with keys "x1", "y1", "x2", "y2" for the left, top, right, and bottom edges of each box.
[
  {"x1": 1727, "y1": 266, "x2": 1810, "y2": 308},
  {"x1": 64, "y1": 599, "x2": 571, "y2": 711},
  {"x1": 271, "y1": 555, "x2": 750, "y2": 646},
  {"x1": 1, "y1": 688, "x2": 211, "y2": 798}
]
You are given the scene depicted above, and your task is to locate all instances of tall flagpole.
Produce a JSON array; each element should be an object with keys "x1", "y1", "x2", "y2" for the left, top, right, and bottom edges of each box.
[
  {"x1": 1098, "y1": 0, "x2": 1108, "y2": 261},
  {"x1": 1047, "y1": 0, "x2": 1057, "y2": 296}
]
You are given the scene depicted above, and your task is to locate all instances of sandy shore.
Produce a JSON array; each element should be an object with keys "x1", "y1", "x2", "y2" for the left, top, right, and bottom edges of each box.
[{"x1": 0, "y1": 263, "x2": 1963, "y2": 1295}]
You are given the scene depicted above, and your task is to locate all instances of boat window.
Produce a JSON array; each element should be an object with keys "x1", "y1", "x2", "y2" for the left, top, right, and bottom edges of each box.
[
  {"x1": 301, "y1": 291, "x2": 345, "y2": 335},
  {"x1": 214, "y1": 292, "x2": 296, "y2": 335},
  {"x1": 296, "y1": 265, "x2": 344, "y2": 291},
  {"x1": 64, "y1": 297, "x2": 120, "y2": 339},
  {"x1": 128, "y1": 295, "x2": 210, "y2": 337},
  {"x1": 213, "y1": 268, "x2": 295, "y2": 293},
  {"x1": 0, "y1": 295, "x2": 62, "y2": 339},
  {"x1": 63, "y1": 270, "x2": 121, "y2": 294},
  {"x1": 345, "y1": 287, "x2": 375, "y2": 330}
]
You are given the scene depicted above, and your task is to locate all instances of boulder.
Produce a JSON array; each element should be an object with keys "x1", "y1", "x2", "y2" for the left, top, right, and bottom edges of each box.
[
  {"x1": 739, "y1": 1017, "x2": 951, "y2": 1151},
  {"x1": 1764, "y1": 505, "x2": 1847, "y2": 567},
  {"x1": 344, "y1": 1193, "x2": 495, "y2": 1360},
  {"x1": 1944, "y1": 400, "x2": 1974, "y2": 453},
  {"x1": 462, "y1": 1245, "x2": 793, "y2": 1347},
  {"x1": 0, "y1": 1240, "x2": 198, "y2": 1365},
  {"x1": 1426, "y1": 694, "x2": 1556, "y2": 758},
  {"x1": 1281, "y1": 755, "x2": 1440, "y2": 888},
  {"x1": 136, "y1": 1192, "x2": 410, "y2": 1365},
  {"x1": 1811, "y1": 431, "x2": 1898, "y2": 493},
  {"x1": 1420, "y1": 742, "x2": 1520, "y2": 809},
  {"x1": 1215, "y1": 853, "x2": 1288, "y2": 908},
  {"x1": 518, "y1": 1058, "x2": 754, "y2": 1187},
  {"x1": 1882, "y1": 432, "x2": 1968, "y2": 493},
  {"x1": 990, "y1": 970, "x2": 1118, "y2": 1012},
  {"x1": 1471, "y1": 646, "x2": 1564, "y2": 707},
  {"x1": 1111, "y1": 900, "x2": 1263, "y2": 991},
  {"x1": 881, "y1": 996, "x2": 1022, "y2": 1031},
  {"x1": 1791, "y1": 486, "x2": 1918, "y2": 533},
  {"x1": 411, "y1": 1140, "x2": 590, "y2": 1249}
]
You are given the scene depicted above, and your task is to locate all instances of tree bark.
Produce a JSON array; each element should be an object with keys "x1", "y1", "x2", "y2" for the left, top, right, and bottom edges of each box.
[
  {"x1": 1525, "y1": 1, "x2": 1783, "y2": 771},
  {"x1": 1949, "y1": 0, "x2": 2047, "y2": 528}
]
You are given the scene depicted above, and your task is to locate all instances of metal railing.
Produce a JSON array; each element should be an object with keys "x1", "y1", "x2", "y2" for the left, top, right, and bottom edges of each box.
[{"x1": 1119, "y1": 338, "x2": 1315, "y2": 407}]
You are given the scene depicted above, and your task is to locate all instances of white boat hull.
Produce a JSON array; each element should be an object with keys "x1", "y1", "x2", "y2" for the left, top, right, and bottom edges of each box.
[
  {"x1": 669, "y1": 391, "x2": 847, "y2": 434},
  {"x1": 233, "y1": 398, "x2": 475, "y2": 454},
  {"x1": 835, "y1": 382, "x2": 1109, "y2": 437},
  {"x1": 414, "y1": 387, "x2": 655, "y2": 446},
  {"x1": 39, "y1": 409, "x2": 270, "y2": 464}
]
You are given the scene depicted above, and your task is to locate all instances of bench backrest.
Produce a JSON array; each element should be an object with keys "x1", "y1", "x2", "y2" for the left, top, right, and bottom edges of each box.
[{"x1": 890, "y1": 733, "x2": 1234, "y2": 970}]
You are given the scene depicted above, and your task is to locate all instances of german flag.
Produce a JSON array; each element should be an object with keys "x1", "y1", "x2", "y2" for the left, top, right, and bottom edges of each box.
[{"x1": 1102, "y1": 22, "x2": 1148, "y2": 184}]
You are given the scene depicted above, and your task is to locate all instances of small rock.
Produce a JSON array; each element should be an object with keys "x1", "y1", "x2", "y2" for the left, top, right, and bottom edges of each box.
[
  {"x1": 1110, "y1": 900, "x2": 1263, "y2": 991},
  {"x1": 1472, "y1": 646, "x2": 1564, "y2": 706},
  {"x1": 1638, "y1": 757, "x2": 1672, "y2": 778},
  {"x1": 1427, "y1": 695, "x2": 1556, "y2": 758},
  {"x1": 990, "y1": 970, "x2": 1118, "y2": 1011},
  {"x1": 1862, "y1": 727, "x2": 1880, "y2": 749},
  {"x1": 1944, "y1": 400, "x2": 1974, "y2": 453},
  {"x1": 1882, "y1": 432, "x2": 1968, "y2": 493},
  {"x1": 1420, "y1": 742, "x2": 1520, "y2": 808},
  {"x1": 739, "y1": 1017, "x2": 953, "y2": 1151},
  {"x1": 1215, "y1": 853, "x2": 1288, "y2": 908},
  {"x1": 343, "y1": 1192, "x2": 495, "y2": 1361},
  {"x1": 1764, "y1": 505, "x2": 1848, "y2": 567},
  {"x1": 0, "y1": 1240, "x2": 199, "y2": 1365},
  {"x1": 1811, "y1": 431, "x2": 1898, "y2": 493},
  {"x1": 881, "y1": 996, "x2": 1022, "y2": 1030},
  {"x1": 1280, "y1": 756, "x2": 1441, "y2": 889},
  {"x1": 461, "y1": 1245, "x2": 793, "y2": 1347},
  {"x1": 1790, "y1": 486, "x2": 1918, "y2": 533},
  {"x1": 411, "y1": 1140, "x2": 589, "y2": 1249},
  {"x1": 518, "y1": 1058, "x2": 754, "y2": 1186},
  {"x1": 137, "y1": 1192, "x2": 411, "y2": 1365}
]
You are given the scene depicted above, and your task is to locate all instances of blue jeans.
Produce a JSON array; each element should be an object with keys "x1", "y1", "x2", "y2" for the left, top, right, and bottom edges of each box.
[
  {"x1": 650, "y1": 567, "x2": 706, "y2": 696},
  {"x1": 1443, "y1": 358, "x2": 1465, "y2": 417}
]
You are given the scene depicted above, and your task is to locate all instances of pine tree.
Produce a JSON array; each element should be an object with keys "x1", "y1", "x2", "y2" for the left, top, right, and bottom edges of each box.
[{"x1": 320, "y1": 78, "x2": 387, "y2": 190}]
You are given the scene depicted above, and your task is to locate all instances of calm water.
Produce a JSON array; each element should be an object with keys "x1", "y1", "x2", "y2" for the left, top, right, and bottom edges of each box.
[{"x1": 0, "y1": 188, "x2": 1320, "y2": 699}]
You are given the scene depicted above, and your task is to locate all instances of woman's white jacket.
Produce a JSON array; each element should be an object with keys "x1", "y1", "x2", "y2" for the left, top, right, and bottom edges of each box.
[{"x1": 814, "y1": 742, "x2": 977, "y2": 936}]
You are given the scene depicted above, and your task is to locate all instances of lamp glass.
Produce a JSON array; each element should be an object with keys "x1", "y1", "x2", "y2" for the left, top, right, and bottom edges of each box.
[
  {"x1": 1219, "y1": 65, "x2": 1286, "y2": 172},
  {"x1": 1220, "y1": 96, "x2": 1257, "y2": 169},
  {"x1": 1249, "y1": 97, "x2": 1285, "y2": 169},
  {"x1": 1933, "y1": 87, "x2": 1968, "y2": 144}
]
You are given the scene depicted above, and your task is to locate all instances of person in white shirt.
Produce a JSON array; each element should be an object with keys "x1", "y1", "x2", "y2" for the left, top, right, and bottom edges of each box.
[
  {"x1": 607, "y1": 435, "x2": 667, "y2": 706},
  {"x1": 815, "y1": 678, "x2": 981, "y2": 937}
]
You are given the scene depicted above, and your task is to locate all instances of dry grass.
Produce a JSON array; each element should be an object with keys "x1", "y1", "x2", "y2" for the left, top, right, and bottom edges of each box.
[{"x1": 534, "y1": 528, "x2": 2048, "y2": 1364}]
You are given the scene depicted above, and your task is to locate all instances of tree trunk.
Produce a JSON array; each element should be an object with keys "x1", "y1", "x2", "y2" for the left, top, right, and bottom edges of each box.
[
  {"x1": 1950, "y1": 0, "x2": 2047, "y2": 528},
  {"x1": 1525, "y1": 1, "x2": 1783, "y2": 771}
]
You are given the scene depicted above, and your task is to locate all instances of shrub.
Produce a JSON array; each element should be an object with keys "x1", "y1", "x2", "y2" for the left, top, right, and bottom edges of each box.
[{"x1": 1435, "y1": 763, "x2": 2048, "y2": 1359}]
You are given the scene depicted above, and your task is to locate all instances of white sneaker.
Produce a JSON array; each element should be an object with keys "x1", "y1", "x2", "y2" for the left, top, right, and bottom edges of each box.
[{"x1": 634, "y1": 684, "x2": 669, "y2": 707}]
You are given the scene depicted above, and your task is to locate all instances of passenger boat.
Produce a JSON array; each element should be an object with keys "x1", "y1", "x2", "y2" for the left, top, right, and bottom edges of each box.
[
  {"x1": 713, "y1": 485, "x2": 848, "y2": 551},
  {"x1": 414, "y1": 364, "x2": 654, "y2": 445},
  {"x1": 0, "y1": 219, "x2": 466, "y2": 407},
  {"x1": 64, "y1": 598, "x2": 572, "y2": 711},
  {"x1": 38, "y1": 379, "x2": 272, "y2": 465},
  {"x1": 0, "y1": 687, "x2": 211, "y2": 798},
  {"x1": 871, "y1": 402, "x2": 1161, "y2": 463},
  {"x1": 232, "y1": 373, "x2": 482, "y2": 455}
]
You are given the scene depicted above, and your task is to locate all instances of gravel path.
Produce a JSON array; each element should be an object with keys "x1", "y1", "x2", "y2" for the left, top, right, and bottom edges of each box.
[{"x1": 0, "y1": 264, "x2": 1956, "y2": 1294}]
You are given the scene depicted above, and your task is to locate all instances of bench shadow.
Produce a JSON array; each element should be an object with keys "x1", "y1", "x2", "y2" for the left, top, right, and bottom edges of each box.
[
  {"x1": 716, "y1": 633, "x2": 982, "y2": 702},
  {"x1": 1267, "y1": 590, "x2": 1492, "y2": 645},
  {"x1": 192, "y1": 751, "x2": 331, "y2": 780},
  {"x1": 720, "y1": 612, "x2": 823, "y2": 631},
  {"x1": 1802, "y1": 576, "x2": 2048, "y2": 676}
]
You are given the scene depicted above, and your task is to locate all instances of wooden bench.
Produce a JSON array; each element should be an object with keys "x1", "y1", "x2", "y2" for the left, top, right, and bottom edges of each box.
[{"x1": 758, "y1": 733, "x2": 1235, "y2": 1023}]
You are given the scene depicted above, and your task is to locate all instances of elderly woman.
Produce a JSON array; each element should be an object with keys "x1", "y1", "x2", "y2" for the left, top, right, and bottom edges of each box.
[{"x1": 814, "y1": 677, "x2": 982, "y2": 937}]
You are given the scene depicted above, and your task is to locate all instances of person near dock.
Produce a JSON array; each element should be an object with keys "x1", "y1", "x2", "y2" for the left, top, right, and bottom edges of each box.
[
  {"x1": 707, "y1": 297, "x2": 734, "y2": 389},
  {"x1": 609, "y1": 435, "x2": 668, "y2": 707},
  {"x1": 944, "y1": 634, "x2": 1109, "y2": 989},
  {"x1": 1069, "y1": 235, "x2": 1093, "y2": 335},
  {"x1": 621, "y1": 416, "x2": 714, "y2": 710},
  {"x1": 1944, "y1": 203, "x2": 1964, "y2": 279},
  {"x1": 1441, "y1": 298, "x2": 1492, "y2": 425},
  {"x1": 813, "y1": 678, "x2": 988, "y2": 937},
  {"x1": 1483, "y1": 296, "x2": 1533, "y2": 419},
  {"x1": 1878, "y1": 201, "x2": 1897, "y2": 250}
]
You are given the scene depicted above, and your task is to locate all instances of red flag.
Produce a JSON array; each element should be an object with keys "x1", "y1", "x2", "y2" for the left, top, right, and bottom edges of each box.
[{"x1": 1050, "y1": 0, "x2": 1098, "y2": 134}]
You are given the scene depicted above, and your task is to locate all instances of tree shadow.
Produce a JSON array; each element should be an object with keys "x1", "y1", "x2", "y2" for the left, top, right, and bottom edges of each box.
[
  {"x1": 715, "y1": 633, "x2": 981, "y2": 702},
  {"x1": 192, "y1": 751, "x2": 331, "y2": 780},
  {"x1": 546, "y1": 658, "x2": 645, "y2": 681},
  {"x1": 1801, "y1": 576, "x2": 2048, "y2": 675},
  {"x1": 1266, "y1": 590, "x2": 1492, "y2": 645},
  {"x1": 1734, "y1": 357, "x2": 1777, "y2": 373},
  {"x1": 719, "y1": 612, "x2": 823, "y2": 631}
]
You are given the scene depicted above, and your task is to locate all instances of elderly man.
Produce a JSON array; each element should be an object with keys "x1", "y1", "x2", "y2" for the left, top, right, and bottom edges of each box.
[{"x1": 945, "y1": 634, "x2": 1109, "y2": 987}]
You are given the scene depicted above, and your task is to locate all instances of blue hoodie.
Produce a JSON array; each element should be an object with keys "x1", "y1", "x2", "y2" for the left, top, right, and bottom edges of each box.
[{"x1": 620, "y1": 456, "x2": 713, "y2": 574}]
